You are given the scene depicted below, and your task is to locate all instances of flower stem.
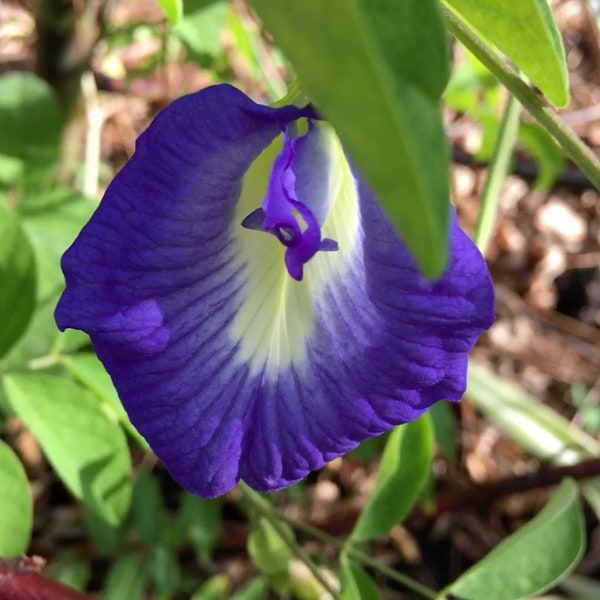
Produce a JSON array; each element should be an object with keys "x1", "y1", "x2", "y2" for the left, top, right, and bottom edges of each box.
[
  {"x1": 474, "y1": 92, "x2": 521, "y2": 254},
  {"x1": 442, "y1": 3, "x2": 600, "y2": 192},
  {"x1": 278, "y1": 513, "x2": 437, "y2": 600},
  {"x1": 239, "y1": 483, "x2": 343, "y2": 600}
]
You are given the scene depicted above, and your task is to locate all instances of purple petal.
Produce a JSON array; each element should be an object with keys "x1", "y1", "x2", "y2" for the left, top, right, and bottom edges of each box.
[{"x1": 55, "y1": 84, "x2": 494, "y2": 497}]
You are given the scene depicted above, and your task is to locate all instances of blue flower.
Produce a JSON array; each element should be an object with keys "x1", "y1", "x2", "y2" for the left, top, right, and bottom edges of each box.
[{"x1": 55, "y1": 84, "x2": 494, "y2": 497}]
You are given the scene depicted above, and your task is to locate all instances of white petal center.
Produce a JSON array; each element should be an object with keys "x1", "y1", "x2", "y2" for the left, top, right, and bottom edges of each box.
[{"x1": 230, "y1": 123, "x2": 361, "y2": 376}]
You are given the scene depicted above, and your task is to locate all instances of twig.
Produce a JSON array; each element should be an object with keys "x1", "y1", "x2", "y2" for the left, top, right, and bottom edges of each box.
[{"x1": 239, "y1": 483, "x2": 343, "y2": 600}]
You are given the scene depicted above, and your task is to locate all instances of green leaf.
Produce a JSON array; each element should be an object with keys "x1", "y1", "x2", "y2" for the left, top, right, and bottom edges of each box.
[
  {"x1": 150, "y1": 545, "x2": 181, "y2": 596},
  {"x1": 230, "y1": 577, "x2": 268, "y2": 600},
  {"x1": 0, "y1": 439, "x2": 33, "y2": 556},
  {"x1": 174, "y1": 0, "x2": 227, "y2": 60},
  {"x1": 442, "y1": 478, "x2": 585, "y2": 600},
  {"x1": 341, "y1": 555, "x2": 381, "y2": 600},
  {"x1": 132, "y1": 471, "x2": 164, "y2": 546},
  {"x1": 351, "y1": 415, "x2": 434, "y2": 541},
  {"x1": 61, "y1": 353, "x2": 149, "y2": 449},
  {"x1": 185, "y1": 495, "x2": 222, "y2": 562},
  {"x1": 429, "y1": 401, "x2": 458, "y2": 461},
  {"x1": 2, "y1": 373, "x2": 132, "y2": 526},
  {"x1": 103, "y1": 554, "x2": 149, "y2": 600},
  {"x1": 0, "y1": 72, "x2": 62, "y2": 188},
  {"x1": 518, "y1": 121, "x2": 564, "y2": 190},
  {"x1": 467, "y1": 361, "x2": 600, "y2": 461},
  {"x1": 249, "y1": 0, "x2": 451, "y2": 276},
  {"x1": 444, "y1": 0, "x2": 569, "y2": 106},
  {"x1": 0, "y1": 203, "x2": 36, "y2": 359},
  {"x1": 190, "y1": 574, "x2": 230, "y2": 600},
  {"x1": 467, "y1": 360, "x2": 600, "y2": 521},
  {"x1": 2, "y1": 188, "x2": 95, "y2": 367},
  {"x1": 248, "y1": 517, "x2": 291, "y2": 592},
  {"x1": 157, "y1": 0, "x2": 183, "y2": 25}
]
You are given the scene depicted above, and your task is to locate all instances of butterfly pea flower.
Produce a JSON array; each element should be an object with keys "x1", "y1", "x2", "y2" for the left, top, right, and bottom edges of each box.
[{"x1": 55, "y1": 84, "x2": 494, "y2": 498}]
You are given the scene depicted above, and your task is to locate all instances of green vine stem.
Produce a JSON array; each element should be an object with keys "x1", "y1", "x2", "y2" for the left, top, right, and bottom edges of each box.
[
  {"x1": 442, "y1": 4, "x2": 600, "y2": 192},
  {"x1": 474, "y1": 92, "x2": 521, "y2": 253},
  {"x1": 239, "y1": 483, "x2": 343, "y2": 600}
]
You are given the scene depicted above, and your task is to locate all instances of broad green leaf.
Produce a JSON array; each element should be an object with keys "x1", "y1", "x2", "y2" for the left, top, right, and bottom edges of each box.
[
  {"x1": 442, "y1": 478, "x2": 585, "y2": 600},
  {"x1": 61, "y1": 353, "x2": 148, "y2": 449},
  {"x1": 0, "y1": 439, "x2": 32, "y2": 556},
  {"x1": 157, "y1": 0, "x2": 183, "y2": 25},
  {"x1": 2, "y1": 373, "x2": 132, "y2": 526},
  {"x1": 351, "y1": 414, "x2": 434, "y2": 541},
  {"x1": 250, "y1": 0, "x2": 451, "y2": 276},
  {"x1": 0, "y1": 203, "x2": 36, "y2": 359},
  {"x1": 0, "y1": 72, "x2": 62, "y2": 187},
  {"x1": 174, "y1": 0, "x2": 227, "y2": 60},
  {"x1": 341, "y1": 555, "x2": 381, "y2": 600},
  {"x1": 103, "y1": 554, "x2": 149, "y2": 600},
  {"x1": 444, "y1": 0, "x2": 569, "y2": 106},
  {"x1": 3, "y1": 188, "x2": 94, "y2": 367}
]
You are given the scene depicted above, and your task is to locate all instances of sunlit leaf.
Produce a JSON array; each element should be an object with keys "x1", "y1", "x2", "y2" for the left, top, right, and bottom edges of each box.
[
  {"x1": 0, "y1": 439, "x2": 32, "y2": 556},
  {"x1": 250, "y1": 0, "x2": 451, "y2": 276},
  {"x1": 2, "y1": 373, "x2": 132, "y2": 526},
  {"x1": 444, "y1": 0, "x2": 569, "y2": 106},
  {"x1": 62, "y1": 352, "x2": 148, "y2": 449},
  {"x1": 351, "y1": 414, "x2": 434, "y2": 541},
  {"x1": 157, "y1": 0, "x2": 183, "y2": 25},
  {"x1": 442, "y1": 478, "x2": 585, "y2": 600}
]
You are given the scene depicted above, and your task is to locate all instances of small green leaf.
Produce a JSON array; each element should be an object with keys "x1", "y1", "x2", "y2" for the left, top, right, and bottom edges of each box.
[
  {"x1": 250, "y1": 0, "x2": 451, "y2": 276},
  {"x1": 62, "y1": 353, "x2": 149, "y2": 449},
  {"x1": 174, "y1": 0, "x2": 227, "y2": 60},
  {"x1": 429, "y1": 401, "x2": 458, "y2": 461},
  {"x1": 190, "y1": 574, "x2": 230, "y2": 600},
  {"x1": 248, "y1": 517, "x2": 291, "y2": 592},
  {"x1": 0, "y1": 439, "x2": 33, "y2": 556},
  {"x1": 157, "y1": 0, "x2": 183, "y2": 25},
  {"x1": 442, "y1": 478, "x2": 585, "y2": 600},
  {"x1": 132, "y1": 471, "x2": 164, "y2": 546},
  {"x1": 341, "y1": 555, "x2": 381, "y2": 600},
  {"x1": 103, "y1": 554, "x2": 149, "y2": 600},
  {"x1": 0, "y1": 72, "x2": 62, "y2": 188},
  {"x1": 518, "y1": 121, "x2": 564, "y2": 190},
  {"x1": 150, "y1": 545, "x2": 181, "y2": 596},
  {"x1": 0, "y1": 204, "x2": 36, "y2": 359},
  {"x1": 444, "y1": 0, "x2": 569, "y2": 106},
  {"x1": 2, "y1": 373, "x2": 132, "y2": 526},
  {"x1": 351, "y1": 415, "x2": 434, "y2": 541},
  {"x1": 229, "y1": 577, "x2": 269, "y2": 600}
]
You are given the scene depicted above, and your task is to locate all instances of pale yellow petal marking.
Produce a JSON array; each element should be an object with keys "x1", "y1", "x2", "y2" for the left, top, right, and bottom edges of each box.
[{"x1": 230, "y1": 123, "x2": 362, "y2": 377}]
